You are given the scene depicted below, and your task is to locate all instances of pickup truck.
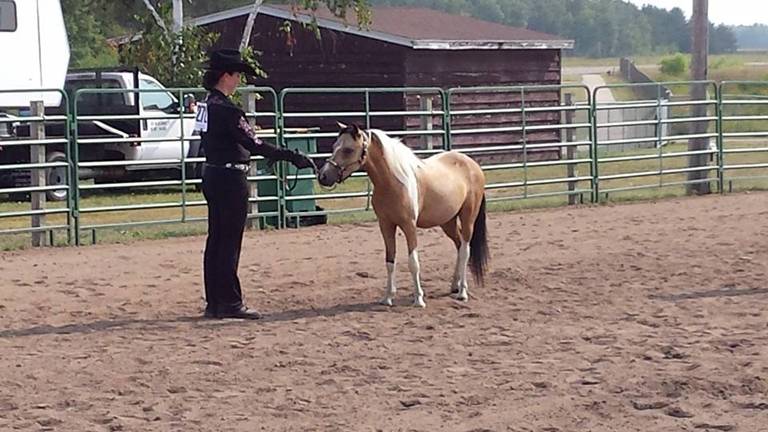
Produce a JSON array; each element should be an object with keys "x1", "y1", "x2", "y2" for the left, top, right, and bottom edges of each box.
[{"x1": 0, "y1": 68, "x2": 200, "y2": 201}]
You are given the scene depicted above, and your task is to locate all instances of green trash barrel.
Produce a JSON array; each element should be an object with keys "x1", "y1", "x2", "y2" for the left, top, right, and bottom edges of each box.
[{"x1": 255, "y1": 128, "x2": 323, "y2": 228}]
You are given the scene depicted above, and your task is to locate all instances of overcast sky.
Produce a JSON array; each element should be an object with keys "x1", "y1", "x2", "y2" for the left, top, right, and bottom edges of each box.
[{"x1": 625, "y1": 0, "x2": 768, "y2": 26}]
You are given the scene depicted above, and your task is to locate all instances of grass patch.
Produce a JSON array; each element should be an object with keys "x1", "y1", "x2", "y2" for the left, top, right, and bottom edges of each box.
[{"x1": 601, "y1": 74, "x2": 639, "y2": 101}]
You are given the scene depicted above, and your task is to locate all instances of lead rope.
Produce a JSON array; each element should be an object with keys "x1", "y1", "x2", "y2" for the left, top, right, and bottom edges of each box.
[{"x1": 282, "y1": 164, "x2": 302, "y2": 192}]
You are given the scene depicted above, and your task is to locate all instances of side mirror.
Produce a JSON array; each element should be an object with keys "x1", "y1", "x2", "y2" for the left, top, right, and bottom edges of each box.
[{"x1": 183, "y1": 94, "x2": 197, "y2": 113}]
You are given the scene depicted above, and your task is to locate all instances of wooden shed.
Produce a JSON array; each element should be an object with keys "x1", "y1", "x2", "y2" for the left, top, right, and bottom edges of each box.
[{"x1": 192, "y1": 5, "x2": 574, "y2": 158}]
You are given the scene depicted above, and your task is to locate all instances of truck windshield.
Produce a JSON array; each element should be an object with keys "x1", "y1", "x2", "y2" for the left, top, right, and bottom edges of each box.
[
  {"x1": 65, "y1": 78, "x2": 125, "y2": 107},
  {"x1": 139, "y1": 79, "x2": 175, "y2": 111},
  {"x1": 0, "y1": 0, "x2": 17, "y2": 32}
]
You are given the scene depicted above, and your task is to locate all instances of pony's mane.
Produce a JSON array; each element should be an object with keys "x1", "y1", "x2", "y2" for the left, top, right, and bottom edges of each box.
[
  {"x1": 368, "y1": 129, "x2": 423, "y2": 218},
  {"x1": 368, "y1": 129, "x2": 423, "y2": 188}
]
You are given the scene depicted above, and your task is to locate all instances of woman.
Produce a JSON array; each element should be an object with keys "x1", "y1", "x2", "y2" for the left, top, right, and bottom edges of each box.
[{"x1": 197, "y1": 49, "x2": 315, "y2": 319}]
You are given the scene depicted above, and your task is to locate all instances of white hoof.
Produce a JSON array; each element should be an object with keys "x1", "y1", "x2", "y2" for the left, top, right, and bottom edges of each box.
[
  {"x1": 379, "y1": 297, "x2": 394, "y2": 307},
  {"x1": 412, "y1": 297, "x2": 426, "y2": 308}
]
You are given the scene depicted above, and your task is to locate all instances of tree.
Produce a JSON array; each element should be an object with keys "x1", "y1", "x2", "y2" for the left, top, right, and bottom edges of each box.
[
  {"x1": 117, "y1": 0, "x2": 374, "y2": 87},
  {"x1": 470, "y1": 0, "x2": 505, "y2": 23},
  {"x1": 641, "y1": 5, "x2": 688, "y2": 53},
  {"x1": 710, "y1": 24, "x2": 738, "y2": 54},
  {"x1": 61, "y1": 0, "x2": 120, "y2": 67},
  {"x1": 118, "y1": 2, "x2": 225, "y2": 88}
]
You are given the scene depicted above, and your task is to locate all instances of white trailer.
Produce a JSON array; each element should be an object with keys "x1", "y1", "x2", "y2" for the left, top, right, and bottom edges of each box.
[
  {"x1": 0, "y1": 0, "x2": 70, "y2": 107},
  {"x1": 0, "y1": 1, "x2": 201, "y2": 201}
]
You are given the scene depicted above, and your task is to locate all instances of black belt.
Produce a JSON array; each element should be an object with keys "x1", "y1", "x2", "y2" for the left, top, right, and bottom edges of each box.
[{"x1": 204, "y1": 162, "x2": 250, "y2": 172}]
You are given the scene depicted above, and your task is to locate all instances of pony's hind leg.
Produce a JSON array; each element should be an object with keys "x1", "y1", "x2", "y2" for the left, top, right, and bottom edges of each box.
[
  {"x1": 378, "y1": 219, "x2": 397, "y2": 306},
  {"x1": 440, "y1": 218, "x2": 462, "y2": 294},
  {"x1": 402, "y1": 222, "x2": 426, "y2": 308},
  {"x1": 454, "y1": 239, "x2": 471, "y2": 301},
  {"x1": 455, "y1": 203, "x2": 479, "y2": 302}
]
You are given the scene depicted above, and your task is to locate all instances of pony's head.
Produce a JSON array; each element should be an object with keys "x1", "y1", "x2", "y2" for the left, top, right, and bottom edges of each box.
[{"x1": 317, "y1": 122, "x2": 369, "y2": 186}]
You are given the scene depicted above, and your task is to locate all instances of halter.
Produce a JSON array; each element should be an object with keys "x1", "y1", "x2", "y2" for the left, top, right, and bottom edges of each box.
[{"x1": 325, "y1": 130, "x2": 370, "y2": 184}]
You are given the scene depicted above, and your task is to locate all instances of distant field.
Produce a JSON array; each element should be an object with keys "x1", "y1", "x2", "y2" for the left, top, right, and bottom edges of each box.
[{"x1": 563, "y1": 52, "x2": 768, "y2": 70}]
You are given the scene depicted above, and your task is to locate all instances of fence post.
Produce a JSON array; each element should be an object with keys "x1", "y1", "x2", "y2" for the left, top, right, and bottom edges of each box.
[
  {"x1": 716, "y1": 83, "x2": 725, "y2": 194},
  {"x1": 30, "y1": 101, "x2": 47, "y2": 247},
  {"x1": 590, "y1": 88, "x2": 599, "y2": 203},
  {"x1": 245, "y1": 92, "x2": 259, "y2": 230},
  {"x1": 562, "y1": 93, "x2": 577, "y2": 204},
  {"x1": 443, "y1": 89, "x2": 452, "y2": 151},
  {"x1": 420, "y1": 95, "x2": 434, "y2": 150}
]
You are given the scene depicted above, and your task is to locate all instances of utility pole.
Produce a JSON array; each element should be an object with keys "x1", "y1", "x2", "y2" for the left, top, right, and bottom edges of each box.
[{"x1": 687, "y1": 0, "x2": 710, "y2": 195}]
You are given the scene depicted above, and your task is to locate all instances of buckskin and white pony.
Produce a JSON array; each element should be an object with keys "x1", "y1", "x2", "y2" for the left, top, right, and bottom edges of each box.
[{"x1": 317, "y1": 123, "x2": 489, "y2": 308}]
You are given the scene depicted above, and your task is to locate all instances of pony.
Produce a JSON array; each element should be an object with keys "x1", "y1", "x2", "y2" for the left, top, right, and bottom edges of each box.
[{"x1": 317, "y1": 123, "x2": 489, "y2": 308}]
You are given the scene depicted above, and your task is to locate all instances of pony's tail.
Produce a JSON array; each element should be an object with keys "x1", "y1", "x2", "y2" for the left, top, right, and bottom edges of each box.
[{"x1": 469, "y1": 195, "x2": 489, "y2": 286}]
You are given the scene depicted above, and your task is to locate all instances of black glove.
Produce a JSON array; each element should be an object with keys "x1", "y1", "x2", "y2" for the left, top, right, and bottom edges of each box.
[
  {"x1": 288, "y1": 150, "x2": 316, "y2": 170},
  {"x1": 264, "y1": 147, "x2": 315, "y2": 171}
]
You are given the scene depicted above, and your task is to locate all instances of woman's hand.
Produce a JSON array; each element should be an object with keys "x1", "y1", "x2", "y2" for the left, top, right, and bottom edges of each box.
[{"x1": 290, "y1": 151, "x2": 316, "y2": 170}]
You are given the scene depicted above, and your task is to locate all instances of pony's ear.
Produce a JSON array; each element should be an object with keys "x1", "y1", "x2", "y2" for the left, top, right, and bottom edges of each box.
[
  {"x1": 336, "y1": 121, "x2": 348, "y2": 130},
  {"x1": 350, "y1": 123, "x2": 361, "y2": 136}
]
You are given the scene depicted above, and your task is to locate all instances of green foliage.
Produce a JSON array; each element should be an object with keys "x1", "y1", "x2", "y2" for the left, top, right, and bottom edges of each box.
[
  {"x1": 710, "y1": 55, "x2": 741, "y2": 70},
  {"x1": 117, "y1": 2, "x2": 268, "y2": 88},
  {"x1": 294, "y1": 0, "x2": 372, "y2": 26},
  {"x1": 710, "y1": 23, "x2": 739, "y2": 54},
  {"x1": 118, "y1": 2, "x2": 219, "y2": 88},
  {"x1": 61, "y1": 0, "x2": 119, "y2": 67},
  {"x1": 60, "y1": 0, "x2": 374, "y2": 74},
  {"x1": 660, "y1": 53, "x2": 688, "y2": 76}
]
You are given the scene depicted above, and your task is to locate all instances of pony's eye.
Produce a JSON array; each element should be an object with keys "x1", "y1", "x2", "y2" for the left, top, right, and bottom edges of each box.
[{"x1": 341, "y1": 147, "x2": 354, "y2": 155}]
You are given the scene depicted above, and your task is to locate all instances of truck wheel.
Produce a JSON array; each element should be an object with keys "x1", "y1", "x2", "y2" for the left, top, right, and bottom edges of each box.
[{"x1": 45, "y1": 151, "x2": 69, "y2": 202}]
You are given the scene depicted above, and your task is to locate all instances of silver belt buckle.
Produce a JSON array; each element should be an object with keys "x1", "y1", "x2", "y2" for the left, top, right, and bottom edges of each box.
[{"x1": 225, "y1": 162, "x2": 248, "y2": 172}]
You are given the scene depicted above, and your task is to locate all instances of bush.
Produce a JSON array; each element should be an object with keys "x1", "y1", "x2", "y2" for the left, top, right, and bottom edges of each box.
[{"x1": 660, "y1": 54, "x2": 688, "y2": 76}]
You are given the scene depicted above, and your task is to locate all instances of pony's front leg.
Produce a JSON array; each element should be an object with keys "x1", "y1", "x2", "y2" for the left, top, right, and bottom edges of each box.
[
  {"x1": 378, "y1": 220, "x2": 397, "y2": 306},
  {"x1": 402, "y1": 222, "x2": 426, "y2": 308}
]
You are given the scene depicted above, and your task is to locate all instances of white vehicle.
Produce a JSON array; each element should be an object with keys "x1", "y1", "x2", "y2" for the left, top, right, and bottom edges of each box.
[
  {"x1": 0, "y1": 0, "x2": 69, "y2": 108},
  {"x1": 63, "y1": 68, "x2": 199, "y2": 171},
  {"x1": 0, "y1": 0, "x2": 200, "y2": 200}
]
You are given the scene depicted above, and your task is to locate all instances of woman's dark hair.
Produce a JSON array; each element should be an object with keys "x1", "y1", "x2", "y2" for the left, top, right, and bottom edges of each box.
[{"x1": 203, "y1": 70, "x2": 227, "y2": 91}]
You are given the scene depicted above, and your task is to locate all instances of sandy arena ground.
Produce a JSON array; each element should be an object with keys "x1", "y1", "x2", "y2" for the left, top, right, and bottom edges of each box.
[{"x1": 0, "y1": 193, "x2": 767, "y2": 431}]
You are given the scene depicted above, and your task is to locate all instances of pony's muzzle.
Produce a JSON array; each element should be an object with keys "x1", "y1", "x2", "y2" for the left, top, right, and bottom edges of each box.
[{"x1": 317, "y1": 162, "x2": 340, "y2": 186}]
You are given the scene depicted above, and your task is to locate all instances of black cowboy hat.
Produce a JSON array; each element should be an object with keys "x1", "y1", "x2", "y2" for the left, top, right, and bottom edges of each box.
[{"x1": 203, "y1": 48, "x2": 258, "y2": 77}]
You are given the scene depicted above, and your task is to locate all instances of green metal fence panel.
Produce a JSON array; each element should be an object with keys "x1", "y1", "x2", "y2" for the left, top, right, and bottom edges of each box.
[
  {"x1": 0, "y1": 88, "x2": 72, "y2": 245},
  {"x1": 718, "y1": 81, "x2": 768, "y2": 193},
  {"x1": 5, "y1": 78, "x2": 768, "y2": 249},
  {"x1": 71, "y1": 86, "x2": 279, "y2": 245},
  {"x1": 592, "y1": 81, "x2": 720, "y2": 200},
  {"x1": 278, "y1": 87, "x2": 448, "y2": 227},
  {"x1": 448, "y1": 85, "x2": 594, "y2": 205}
]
